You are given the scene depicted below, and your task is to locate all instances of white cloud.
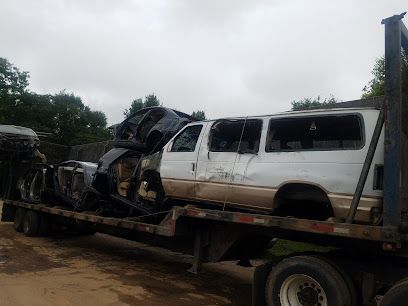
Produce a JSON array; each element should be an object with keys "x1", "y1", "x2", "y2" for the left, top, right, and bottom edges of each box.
[{"x1": 0, "y1": 0, "x2": 406, "y2": 125}]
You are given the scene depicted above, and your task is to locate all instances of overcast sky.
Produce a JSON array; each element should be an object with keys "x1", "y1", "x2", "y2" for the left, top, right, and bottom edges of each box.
[{"x1": 0, "y1": 1, "x2": 406, "y2": 125}]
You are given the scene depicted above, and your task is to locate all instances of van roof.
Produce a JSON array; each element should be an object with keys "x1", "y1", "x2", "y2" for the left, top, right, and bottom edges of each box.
[{"x1": 195, "y1": 96, "x2": 383, "y2": 123}]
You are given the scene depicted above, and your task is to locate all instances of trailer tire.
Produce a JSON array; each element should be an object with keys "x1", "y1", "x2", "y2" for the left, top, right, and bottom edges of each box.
[
  {"x1": 13, "y1": 208, "x2": 26, "y2": 232},
  {"x1": 38, "y1": 214, "x2": 50, "y2": 236},
  {"x1": 380, "y1": 279, "x2": 408, "y2": 306},
  {"x1": 265, "y1": 255, "x2": 351, "y2": 306},
  {"x1": 23, "y1": 211, "x2": 40, "y2": 237}
]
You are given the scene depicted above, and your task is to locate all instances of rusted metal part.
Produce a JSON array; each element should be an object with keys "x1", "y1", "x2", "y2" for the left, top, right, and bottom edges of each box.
[{"x1": 346, "y1": 104, "x2": 385, "y2": 223}]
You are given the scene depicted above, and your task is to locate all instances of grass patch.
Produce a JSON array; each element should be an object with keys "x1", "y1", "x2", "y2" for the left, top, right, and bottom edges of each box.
[{"x1": 264, "y1": 239, "x2": 336, "y2": 259}]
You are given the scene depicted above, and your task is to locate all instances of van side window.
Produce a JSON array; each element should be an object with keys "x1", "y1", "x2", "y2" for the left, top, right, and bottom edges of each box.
[
  {"x1": 265, "y1": 115, "x2": 363, "y2": 152},
  {"x1": 209, "y1": 119, "x2": 262, "y2": 153},
  {"x1": 171, "y1": 125, "x2": 203, "y2": 152}
]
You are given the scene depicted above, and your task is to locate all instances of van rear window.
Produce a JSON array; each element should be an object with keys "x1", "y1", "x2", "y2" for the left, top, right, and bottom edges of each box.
[{"x1": 265, "y1": 114, "x2": 363, "y2": 152}]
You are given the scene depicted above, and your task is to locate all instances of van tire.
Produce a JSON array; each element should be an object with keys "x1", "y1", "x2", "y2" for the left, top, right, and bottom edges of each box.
[{"x1": 265, "y1": 255, "x2": 351, "y2": 306}]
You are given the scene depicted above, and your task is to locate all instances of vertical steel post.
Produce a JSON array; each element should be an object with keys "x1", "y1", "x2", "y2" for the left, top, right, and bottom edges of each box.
[
  {"x1": 382, "y1": 14, "x2": 404, "y2": 229},
  {"x1": 346, "y1": 106, "x2": 384, "y2": 223}
]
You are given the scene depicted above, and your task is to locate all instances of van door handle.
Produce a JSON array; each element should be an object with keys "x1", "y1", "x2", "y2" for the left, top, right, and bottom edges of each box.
[{"x1": 192, "y1": 162, "x2": 195, "y2": 172}]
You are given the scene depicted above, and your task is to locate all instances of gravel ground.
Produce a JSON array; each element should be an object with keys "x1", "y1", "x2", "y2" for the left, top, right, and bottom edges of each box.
[{"x1": 0, "y1": 221, "x2": 253, "y2": 306}]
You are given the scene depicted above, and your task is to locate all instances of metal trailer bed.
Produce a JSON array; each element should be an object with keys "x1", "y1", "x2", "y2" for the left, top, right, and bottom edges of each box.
[{"x1": 1, "y1": 12, "x2": 408, "y2": 306}]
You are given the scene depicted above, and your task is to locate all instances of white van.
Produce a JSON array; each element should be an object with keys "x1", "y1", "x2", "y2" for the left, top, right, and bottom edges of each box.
[{"x1": 138, "y1": 107, "x2": 384, "y2": 224}]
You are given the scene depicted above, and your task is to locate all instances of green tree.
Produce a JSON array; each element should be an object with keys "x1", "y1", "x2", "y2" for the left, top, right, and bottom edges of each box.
[
  {"x1": 0, "y1": 57, "x2": 110, "y2": 146},
  {"x1": 191, "y1": 110, "x2": 206, "y2": 120},
  {"x1": 123, "y1": 93, "x2": 161, "y2": 117},
  {"x1": 0, "y1": 58, "x2": 30, "y2": 124},
  {"x1": 123, "y1": 98, "x2": 143, "y2": 117},
  {"x1": 291, "y1": 95, "x2": 338, "y2": 111},
  {"x1": 50, "y1": 91, "x2": 110, "y2": 145},
  {"x1": 362, "y1": 53, "x2": 408, "y2": 98},
  {"x1": 144, "y1": 93, "x2": 160, "y2": 108},
  {"x1": 0, "y1": 57, "x2": 29, "y2": 97},
  {"x1": 362, "y1": 56, "x2": 386, "y2": 98}
]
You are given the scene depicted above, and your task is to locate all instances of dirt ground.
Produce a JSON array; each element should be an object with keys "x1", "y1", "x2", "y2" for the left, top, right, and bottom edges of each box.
[{"x1": 0, "y1": 220, "x2": 253, "y2": 306}]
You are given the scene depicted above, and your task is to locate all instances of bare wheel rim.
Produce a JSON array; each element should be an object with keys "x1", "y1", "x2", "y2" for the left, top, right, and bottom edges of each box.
[{"x1": 280, "y1": 274, "x2": 327, "y2": 306}]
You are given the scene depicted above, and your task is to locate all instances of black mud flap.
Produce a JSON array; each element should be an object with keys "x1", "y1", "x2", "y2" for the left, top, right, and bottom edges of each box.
[
  {"x1": 252, "y1": 262, "x2": 273, "y2": 306},
  {"x1": 1, "y1": 201, "x2": 16, "y2": 222}
]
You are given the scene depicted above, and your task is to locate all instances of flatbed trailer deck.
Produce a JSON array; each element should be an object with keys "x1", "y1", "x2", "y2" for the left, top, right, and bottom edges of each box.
[
  {"x1": 1, "y1": 200, "x2": 397, "y2": 243},
  {"x1": 2, "y1": 13, "x2": 408, "y2": 306}
]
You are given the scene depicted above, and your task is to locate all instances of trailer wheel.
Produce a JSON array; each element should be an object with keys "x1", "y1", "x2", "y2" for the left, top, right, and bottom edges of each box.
[
  {"x1": 38, "y1": 214, "x2": 50, "y2": 236},
  {"x1": 23, "y1": 211, "x2": 40, "y2": 237},
  {"x1": 265, "y1": 256, "x2": 350, "y2": 306},
  {"x1": 380, "y1": 279, "x2": 408, "y2": 306},
  {"x1": 13, "y1": 208, "x2": 26, "y2": 232}
]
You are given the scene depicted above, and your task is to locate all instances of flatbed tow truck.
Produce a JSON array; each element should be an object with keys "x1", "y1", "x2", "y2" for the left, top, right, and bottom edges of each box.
[{"x1": 1, "y1": 13, "x2": 408, "y2": 306}]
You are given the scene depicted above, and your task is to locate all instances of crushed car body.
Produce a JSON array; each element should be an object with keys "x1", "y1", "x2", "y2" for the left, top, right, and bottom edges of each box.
[
  {"x1": 15, "y1": 107, "x2": 194, "y2": 218},
  {"x1": 0, "y1": 125, "x2": 43, "y2": 161},
  {"x1": 0, "y1": 125, "x2": 46, "y2": 199},
  {"x1": 54, "y1": 160, "x2": 98, "y2": 208},
  {"x1": 87, "y1": 107, "x2": 194, "y2": 216},
  {"x1": 111, "y1": 107, "x2": 193, "y2": 153},
  {"x1": 18, "y1": 160, "x2": 97, "y2": 209}
]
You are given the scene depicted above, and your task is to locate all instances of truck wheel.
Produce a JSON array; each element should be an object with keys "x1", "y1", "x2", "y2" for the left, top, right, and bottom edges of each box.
[
  {"x1": 23, "y1": 211, "x2": 40, "y2": 237},
  {"x1": 265, "y1": 255, "x2": 351, "y2": 306},
  {"x1": 14, "y1": 208, "x2": 26, "y2": 232},
  {"x1": 310, "y1": 255, "x2": 357, "y2": 306},
  {"x1": 380, "y1": 279, "x2": 408, "y2": 306}
]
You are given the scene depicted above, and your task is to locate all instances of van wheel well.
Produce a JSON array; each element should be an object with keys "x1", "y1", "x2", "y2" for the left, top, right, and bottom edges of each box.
[{"x1": 274, "y1": 183, "x2": 334, "y2": 221}]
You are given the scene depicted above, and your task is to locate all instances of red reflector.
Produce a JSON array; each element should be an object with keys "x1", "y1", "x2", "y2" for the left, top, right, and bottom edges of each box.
[
  {"x1": 187, "y1": 210, "x2": 199, "y2": 216},
  {"x1": 311, "y1": 224, "x2": 334, "y2": 233},
  {"x1": 239, "y1": 216, "x2": 255, "y2": 223}
]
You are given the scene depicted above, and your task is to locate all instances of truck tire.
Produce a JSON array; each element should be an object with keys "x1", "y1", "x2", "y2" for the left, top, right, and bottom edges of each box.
[
  {"x1": 23, "y1": 211, "x2": 40, "y2": 237},
  {"x1": 380, "y1": 279, "x2": 408, "y2": 306},
  {"x1": 265, "y1": 255, "x2": 351, "y2": 306},
  {"x1": 13, "y1": 208, "x2": 26, "y2": 232},
  {"x1": 310, "y1": 255, "x2": 357, "y2": 306}
]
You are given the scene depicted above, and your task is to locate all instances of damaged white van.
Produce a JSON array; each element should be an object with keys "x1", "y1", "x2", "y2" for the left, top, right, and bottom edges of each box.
[{"x1": 137, "y1": 107, "x2": 384, "y2": 224}]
